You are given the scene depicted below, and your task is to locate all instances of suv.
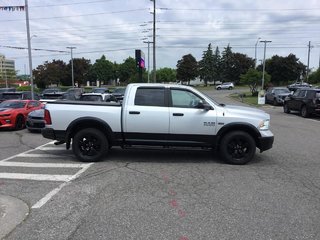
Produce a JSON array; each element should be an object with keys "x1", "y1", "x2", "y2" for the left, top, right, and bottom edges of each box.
[
  {"x1": 287, "y1": 82, "x2": 312, "y2": 92},
  {"x1": 283, "y1": 88, "x2": 320, "y2": 118},
  {"x1": 265, "y1": 87, "x2": 291, "y2": 106},
  {"x1": 216, "y1": 82, "x2": 234, "y2": 90},
  {"x1": 0, "y1": 91, "x2": 40, "y2": 102}
]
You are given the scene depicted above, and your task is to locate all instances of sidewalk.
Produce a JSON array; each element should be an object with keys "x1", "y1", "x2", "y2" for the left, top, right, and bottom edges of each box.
[{"x1": 0, "y1": 195, "x2": 29, "y2": 239}]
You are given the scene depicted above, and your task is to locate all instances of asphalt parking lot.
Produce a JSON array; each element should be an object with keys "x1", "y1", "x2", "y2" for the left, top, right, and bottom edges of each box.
[{"x1": 0, "y1": 89, "x2": 319, "y2": 240}]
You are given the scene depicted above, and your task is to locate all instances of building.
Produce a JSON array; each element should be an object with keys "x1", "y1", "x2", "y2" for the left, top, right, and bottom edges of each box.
[{"x1": 0, "y1": 54, "x2": 16, "y2": 85}]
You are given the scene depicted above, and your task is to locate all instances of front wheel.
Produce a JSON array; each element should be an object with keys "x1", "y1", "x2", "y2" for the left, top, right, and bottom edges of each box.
[
  {"x1": 301, "y1": 105, "x2": 309, "y2": 118},
  {"x1": 72, "y1": 128, "x2": 108, "y2": 162},
  {"x1": 15, "y1": 115, "x2": 25, "y2": 130},
  {"x1": 283, "y1": 103, "x2": 290, "y2": 113},
  {"x1": 219, "y1": 131, "x2": 256, "y2": 165}
]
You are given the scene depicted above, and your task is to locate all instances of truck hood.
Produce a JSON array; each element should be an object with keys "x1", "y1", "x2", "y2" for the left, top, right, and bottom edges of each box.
[{"x1": 221, "y1": 104, "x2": 269, "y2": 119}]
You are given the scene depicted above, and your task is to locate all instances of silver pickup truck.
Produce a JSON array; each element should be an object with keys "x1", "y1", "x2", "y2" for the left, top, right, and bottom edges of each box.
[{"x1": 42, "y1": 83, "x2": 274, "y2": 164}]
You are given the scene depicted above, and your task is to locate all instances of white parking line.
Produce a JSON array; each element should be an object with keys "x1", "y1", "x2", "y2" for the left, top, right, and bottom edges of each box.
[
  {"x1": 0, "y1": 141, "x2": 55, "y2": 162},
  {"x1": 17, "y1": 153, "x2": 73, "y2": 158},
  {"x1": 0, "y1": 173, "x2": 73, "y2": 182},
  {"x1": 0, "y1": 162, "x2": 88, "y2": 168},
  {"x1": 32, "y1": 163, "x2": 93, "y2": 209}
]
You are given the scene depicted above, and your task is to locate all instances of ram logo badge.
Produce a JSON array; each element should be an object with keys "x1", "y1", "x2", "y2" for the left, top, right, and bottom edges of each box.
[{"x1": 204, "y1": 122, "x2": 215, "y2": 127}]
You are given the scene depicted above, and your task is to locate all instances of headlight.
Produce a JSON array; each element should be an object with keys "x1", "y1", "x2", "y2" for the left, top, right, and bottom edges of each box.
[{"x1": 259, "y1": 119, "x2": 270, "y2": 130}]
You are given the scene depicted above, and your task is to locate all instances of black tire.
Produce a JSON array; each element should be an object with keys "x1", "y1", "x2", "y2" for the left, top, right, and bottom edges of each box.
[
  {"x1": 219, "y1": 131, "x2": 256, "y2": 165},
  {"x1": 228, "y1": 87, "x2": 232, "y2": 90},
  {"x1": 273, "y1": 98, "x2": 278, "y2": 106},
  {"x1": 283, "y1": 103, "x2": 290, "y2": 113},
  {"x1": 217, "y1": 87, "x2": 221, "y2": 90},
  {"x1": 72, "y1": 128, "x2": 108, "y2": 162},
  {"x1": 15, "y1": 115, "x2": 25, "y2": 130},
  {"x1": 300, "y1": 105, "x2": 309, "y2": 118}
]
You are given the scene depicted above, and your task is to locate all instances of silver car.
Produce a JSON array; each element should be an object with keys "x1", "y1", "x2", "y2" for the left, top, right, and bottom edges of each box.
[
  {"x1": 215, "y1": 82, "x2": 234, "y2": 90},
  {"x1": 265, "y1": 87, "x2": 291, "y2": 106}
]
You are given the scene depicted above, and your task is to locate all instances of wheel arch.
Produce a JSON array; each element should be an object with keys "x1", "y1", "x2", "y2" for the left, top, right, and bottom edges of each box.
[
  {"x1": 66, "y1": 117, "x2": 115, "y2": 149},
  {"x1": 216, "y1": 123, "x2": 261, "y2": 149}
]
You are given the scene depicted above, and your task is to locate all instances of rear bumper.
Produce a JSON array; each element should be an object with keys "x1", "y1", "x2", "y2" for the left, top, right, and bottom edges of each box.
[{"x1": 42, "y1": 128, "x2": 66, "y2": 141}]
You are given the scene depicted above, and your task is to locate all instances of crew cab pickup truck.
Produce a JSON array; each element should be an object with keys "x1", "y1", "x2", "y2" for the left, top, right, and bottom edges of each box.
[{"x1": 42, "y1": 83, "x2": 274, "y2": 164}]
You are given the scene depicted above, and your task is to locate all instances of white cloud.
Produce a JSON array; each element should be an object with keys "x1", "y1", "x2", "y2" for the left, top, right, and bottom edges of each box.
[{"x1": 0, "y1": 0, "x2": 319, "y2": 75}]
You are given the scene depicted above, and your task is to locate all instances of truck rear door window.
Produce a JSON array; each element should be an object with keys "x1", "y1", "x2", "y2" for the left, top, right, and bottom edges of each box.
[{"x1": 134, "y1": 88, "x2": 165, "y2": 107}]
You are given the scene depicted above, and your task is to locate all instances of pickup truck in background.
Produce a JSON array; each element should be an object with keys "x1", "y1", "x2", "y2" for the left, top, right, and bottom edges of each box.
[{"x1": 42, "y1": 83, "x2": 274, "y2": 165}]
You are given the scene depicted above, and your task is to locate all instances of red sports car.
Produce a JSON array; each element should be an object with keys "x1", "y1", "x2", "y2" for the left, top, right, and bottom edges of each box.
[{"x1": 0, "y1": 100, "x2": 43, "y2": 130}]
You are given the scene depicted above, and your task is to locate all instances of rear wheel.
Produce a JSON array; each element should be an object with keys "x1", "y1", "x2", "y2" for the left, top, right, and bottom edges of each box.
[
  {"x1": 217, "y1": 87, "x2": 221, "y2": 90},
  {"x1": 301, "y1": 105, "x2": 309, "y2": 118},
  {"x1": 219, "y1": 131, "x2": 256, "y2": 165},
  {"x1": 72, "y1": 128, "x2": 108, "y2": 162},
  {"x1": 283, "y1": 103, "x2": 290, "y2": 113},
  {"x1": 228, "y1": 86, "x2": 232, "y2": 90},
  {"x1": 15, "y1": 115, "x2": 25, "y2": 130}
]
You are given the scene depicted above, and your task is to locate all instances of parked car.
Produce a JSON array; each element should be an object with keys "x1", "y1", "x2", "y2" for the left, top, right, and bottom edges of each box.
[
  {"x1": 92, "y1": 87, "x2": 109, "y2": 93},
  {"x1": 283, "y1": 88, "x2": 320, "y2": 118},
  {"x1": 0, "y1": 87, "x2": 16, "y2": 93},
  {"x1": 41, "y1": 88, "x2": 61, "y2": 97},
  {"x1": 0, "y1": 100, "x2": 43, "y2": 130},
  {"x1": 265, "y1": 87, "x2": 291, "y2": 105},
  {"x1": 287, "y1": 82, "x2": 312, "y2": 92},
  {"x1": 112, "y1": 87, "x2": 126, "y2": 101},
  {"x1": 215, "y1": 82, "x2": 234, "y2": 90},
  {"x1": 26, "y1": 108, "x2": 45, "y2": 132},
  {"x1": 0, "y1": 91, "x2": 40, "y2": 103},
  {"x1": 61, "y1": 88, "x2": 84, "y2": 100},
  {"x1": 79, "y1": 93, "x2": 118, "y2": 102}
]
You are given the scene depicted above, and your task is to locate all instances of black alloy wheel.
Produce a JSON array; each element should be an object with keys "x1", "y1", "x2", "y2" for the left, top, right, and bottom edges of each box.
[
  {"x1": 283, "y1": 103, "x2": 290, "y2": 113},
  {"x1": 220, "y1": 131, "x2": 256, "y2": 165},
  {"x1": 301, "y1": 105, "x2": 309, "y2": 118},
  {"x1": 15, "y1": 115, "x2": 25, "y2": 130},
  {"x1": 72, "y1": 128, "x2": 108, "y2": 162}
]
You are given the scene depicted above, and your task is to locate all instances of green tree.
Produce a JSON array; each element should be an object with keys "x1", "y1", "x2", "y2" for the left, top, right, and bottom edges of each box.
[
  {"x1": 240, "y1": 68, "x2": 271, "y2": 95},
  {"x1": 308, "y1": 68, "x2": 320, "y2": 84},
  {"x1": 199, "y1": 43, "x2": 215, "y2": 86},
  {"x1": 259, "y1": 54, "x2": 306, "y2": 85},
  {"x1": 118, "y1": 57, "x2": 137, "y2": 84},
  {"x1": 176, "y1": 54, "x2": 198, "y2": 85},
  {"x1": 68, "y1": 58, "x2": 91, "y2": 86},
  {"x1": 33, "y1": 60, "x2": 68, "y2": 88},
  {"x1": 90, "y1": 55, "x2": 113, "y2": 85},
  {"x1": 213, "y1": 46, "x2": 222, "y2": 84},
  {"x1": 156, "y1": 68, "x2": 176, "y2": 83},
  {"x1": 220, "y1": 44, "x2": 233, "y2": 82}
]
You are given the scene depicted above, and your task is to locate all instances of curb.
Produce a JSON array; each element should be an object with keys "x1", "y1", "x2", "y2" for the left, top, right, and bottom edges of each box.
[{"x1": 0, "y1": 195, "x2": 29, "y2": 239}]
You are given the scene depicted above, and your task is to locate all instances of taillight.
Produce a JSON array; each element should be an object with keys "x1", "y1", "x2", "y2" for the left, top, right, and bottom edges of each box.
[{"x1": 44, "y1": 109, "x2": 52, "y2": 125}]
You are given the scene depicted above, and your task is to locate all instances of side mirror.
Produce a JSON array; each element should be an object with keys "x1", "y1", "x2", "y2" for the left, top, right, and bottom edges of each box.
[{"x1": 196, "y1": 100, "x2": 212, "y2": 110}]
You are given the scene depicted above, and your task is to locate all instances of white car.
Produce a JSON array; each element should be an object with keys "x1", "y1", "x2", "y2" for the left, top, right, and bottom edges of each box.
[{"x1": 216, "y1": 82, "x2": 234, "y2": 90}]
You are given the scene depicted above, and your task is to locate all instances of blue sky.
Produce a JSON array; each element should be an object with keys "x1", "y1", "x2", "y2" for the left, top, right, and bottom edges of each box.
[{"x1": 0, "y1": 0, "x2": 319, "y2": 76}]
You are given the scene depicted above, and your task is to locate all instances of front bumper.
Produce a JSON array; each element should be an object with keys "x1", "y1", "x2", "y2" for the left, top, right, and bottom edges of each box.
[{"x1": 257, "y1": 136, "x2": 274, "y2": 152}]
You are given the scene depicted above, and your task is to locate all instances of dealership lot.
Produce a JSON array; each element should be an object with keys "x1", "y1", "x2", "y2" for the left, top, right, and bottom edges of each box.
[{"x1": 0, "y1": 90, "x2": 319, "y2": 240}]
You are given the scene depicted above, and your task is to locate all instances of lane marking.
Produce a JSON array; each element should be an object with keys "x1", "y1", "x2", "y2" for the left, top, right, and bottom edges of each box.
[
  {"x1": 0, "y1": 162, "x2": 88, "y2": 168},
  {"x1": 37, "y1": 146, "x2": 66, "y2": 151},
  {"x1": 0, "y1": 141, "x2": 55, "y2": 162},
  {"x1": 16, "y1": 153, "x2": 73, "y2": 158},
  {"x1": 32, "y1": 163, "x2": 93, "y2": 209},
  {"x1": 0, "y1": 173, "x2": 73, "y2": 182}
]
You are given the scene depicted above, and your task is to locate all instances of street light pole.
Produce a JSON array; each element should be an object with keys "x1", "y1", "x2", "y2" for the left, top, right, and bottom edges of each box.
[
  {"x1": 151, "y1": 0, "x2": 156, "y2": 82},
  {"x1": 25, "y1": 0, "x2": 34, "y2": 99},
  {"x1": 66, "y1": 47, "x2": 76, "y2": 88},
  {"x1": 260, "y1": 40, "x2": 272, "y2": 90},
  {"x1": 143, "y1": 41, "x2": 153, "y2": 83},
  {"x1": 254, "y1": 37, "x2": 261, "y2": 68}
]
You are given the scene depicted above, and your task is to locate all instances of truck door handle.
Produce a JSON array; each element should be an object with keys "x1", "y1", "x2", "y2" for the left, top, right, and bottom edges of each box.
[
  {"x1": 173, "y1": 113, "x2": 184, "y2": 116},
  {"x1": 129, "y1": 111, "x2": 140, "y2": 115}
]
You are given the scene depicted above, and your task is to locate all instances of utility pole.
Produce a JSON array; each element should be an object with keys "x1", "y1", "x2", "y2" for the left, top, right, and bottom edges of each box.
[
  {"x1": 306, "y1": 41, "x2": 312, "y2": 82},
  {"x1": 66, "y1": 47, "x2": 76, "y2": 88},
  {"x1": 260, "y1": 40, "x2": 272, "y2": 90},
  {"x1": 151, "y1": 0, "x2": 156, "y2": 82},
  {"x1": 143, "y1": 41, "x2": 153, "y2": 83},
  {"x1": 25, "y1": 0, "x2": 34, "y2": 99}
]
